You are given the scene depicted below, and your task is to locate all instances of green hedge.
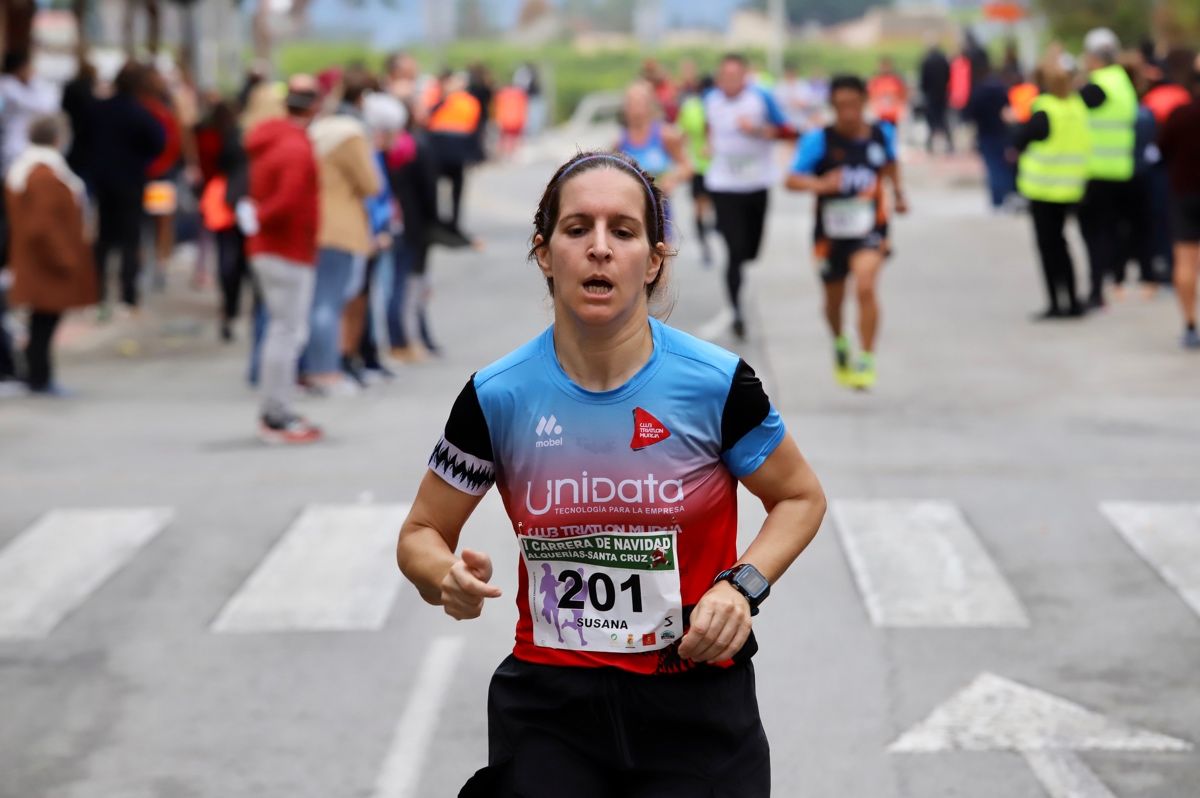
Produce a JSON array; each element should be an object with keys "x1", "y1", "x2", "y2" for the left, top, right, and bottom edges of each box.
[{"x1": 276, "y1": 39, "x2": 930, "y2": 123}]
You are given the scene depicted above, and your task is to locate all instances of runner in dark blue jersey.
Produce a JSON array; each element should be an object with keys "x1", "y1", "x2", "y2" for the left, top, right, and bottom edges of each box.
[{"x1": 786, "y1": 74, "x2": 908, "y2": 390}]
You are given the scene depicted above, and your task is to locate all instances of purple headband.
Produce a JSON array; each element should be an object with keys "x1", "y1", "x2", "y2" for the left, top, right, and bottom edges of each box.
[{"x1": 546, "y1": 154, "x2": 660, "y2": 243}]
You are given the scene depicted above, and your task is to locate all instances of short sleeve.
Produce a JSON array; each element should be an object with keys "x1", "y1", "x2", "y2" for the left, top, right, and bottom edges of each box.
[
  {"x1": 720, "y1": 360, "x2": 786, "y2": 478},
  {"x1": 759, "y1": 87, "x2": 789, "y2": 127},
  {"x1": 880, "y1": 122, "x2": 899, "y2": 162},
  {"x1": 428, "y1": 376, "x2": 496, "y2": 496},
  {"x1": 791, "y1": 129, "x2": 826, "y2": 175}
]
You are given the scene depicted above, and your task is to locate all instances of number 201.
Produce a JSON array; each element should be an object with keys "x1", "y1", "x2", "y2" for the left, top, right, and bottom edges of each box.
[{"x1": 558, "y1": 571, "x2": 642, "y2": 613}]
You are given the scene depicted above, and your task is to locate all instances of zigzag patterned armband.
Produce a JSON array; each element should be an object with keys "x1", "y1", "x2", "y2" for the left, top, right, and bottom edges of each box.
[{"x1": 429, "y1": 437, "x2": 495, "y2": 496}]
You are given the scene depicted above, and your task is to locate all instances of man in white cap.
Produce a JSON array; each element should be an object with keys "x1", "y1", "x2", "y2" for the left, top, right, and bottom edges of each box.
[{"x1": 1076, "y1": 27, "x2": 1139, "y2": 310}]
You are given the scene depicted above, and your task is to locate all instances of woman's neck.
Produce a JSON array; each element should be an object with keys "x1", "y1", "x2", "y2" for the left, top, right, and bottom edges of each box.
[
  {"x1": 626, "y1": 119, "x2": 652, "y2": 141},
  {"x1": 552, "y1": 307, "x2": 654, "y2": 392}
]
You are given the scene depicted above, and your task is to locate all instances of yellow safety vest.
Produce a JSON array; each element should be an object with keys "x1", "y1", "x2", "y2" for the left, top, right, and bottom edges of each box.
[
  {"x1": 1086, "y1": 64, "x2": 1136, "y2": 181},
  {"x1": 1018, "y1": 94, "x2": 1090, "y2": 204}
]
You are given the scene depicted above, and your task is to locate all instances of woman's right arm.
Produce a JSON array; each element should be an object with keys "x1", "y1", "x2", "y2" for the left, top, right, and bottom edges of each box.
[{"x1": 397, "y1": 470, "x2": 502, "y2": 619}]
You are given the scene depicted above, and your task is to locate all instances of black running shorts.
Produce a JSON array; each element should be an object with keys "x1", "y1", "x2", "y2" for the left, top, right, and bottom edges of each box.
[
  {"x1": 1170, "y1": 193, "x2": 1200, "y2": 244},
  {"x1": 459, "y1": 655, "x2": 771, "y2": 798},
  {"x1": 816, "y1": 230, "x2": 889, "y2": 285}
]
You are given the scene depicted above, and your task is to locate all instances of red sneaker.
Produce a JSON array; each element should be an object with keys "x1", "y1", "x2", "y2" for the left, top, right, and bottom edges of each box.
[{"x1": 258, "y1": 415, "x2": 323, "y2": 445}]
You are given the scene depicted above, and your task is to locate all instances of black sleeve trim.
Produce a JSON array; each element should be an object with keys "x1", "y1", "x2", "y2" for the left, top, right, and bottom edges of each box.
[
  {"x1": 1079, "y1": 84, "x2": 1106, "y2": 109},
  {"x1": 1014, "y1": 110, "x2": 1051, "y2": 152},
  {"x1": 720, "y1": 360, "x2": 772, "y2": 454},
  {"x1": 429, "y1": 376, "x2": 495, "y2": 495}
]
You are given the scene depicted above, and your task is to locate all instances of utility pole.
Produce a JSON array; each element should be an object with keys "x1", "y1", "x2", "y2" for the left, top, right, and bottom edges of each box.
[{"x1": 767, "y1": 0, "x2": 785, "y2": 78}]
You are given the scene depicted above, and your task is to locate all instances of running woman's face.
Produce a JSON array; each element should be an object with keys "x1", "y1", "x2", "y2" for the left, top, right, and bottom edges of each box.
[{"x1": 535, "y1": 168, "x2": 665, "y2": 329}]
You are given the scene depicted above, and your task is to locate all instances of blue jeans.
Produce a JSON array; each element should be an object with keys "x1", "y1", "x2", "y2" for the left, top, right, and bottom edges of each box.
[
  {"x1": 385, "y1": 237, "x2": 411, "y2": 349},
  {"x1": 978, "y1": 135, "x2": 1015, "y2": 208},
  {"x1": 247, "y1": 298, "x2": 267, "y2": 386},
  {"x1": 303, "y1": 247, "x2": 361, "y2": 374}
]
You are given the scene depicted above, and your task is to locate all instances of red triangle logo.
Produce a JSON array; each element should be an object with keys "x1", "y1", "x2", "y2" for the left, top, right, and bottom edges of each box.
[{"x1": 631, "y1": 407, "x2": 671, "y2": 450}]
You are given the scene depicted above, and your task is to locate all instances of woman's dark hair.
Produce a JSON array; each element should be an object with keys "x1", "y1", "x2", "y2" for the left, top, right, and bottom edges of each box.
[
  {"x1": 528, "y1": 150, "x2": 674, "y2": 300},
  {"x1": 113, "y1": 61, "x2": 147, "y2": 96},
  {"x1": 829, "y1": 74, "x2": 868, "y2": 97}
]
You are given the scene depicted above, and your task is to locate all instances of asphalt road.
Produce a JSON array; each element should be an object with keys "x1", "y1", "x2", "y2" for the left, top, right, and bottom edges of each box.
[{"x1": 2, "y1": 139, "x2": 1198, "y2": 798}]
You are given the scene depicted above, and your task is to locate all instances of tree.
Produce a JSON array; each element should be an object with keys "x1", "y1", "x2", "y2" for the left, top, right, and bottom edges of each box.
[
  {"x1": 1034, "y1": 0, "x2": 1155, "y2": 45},
  {"x1": 1153, "y1": 0, "x2": 1200, "y2": 47}
]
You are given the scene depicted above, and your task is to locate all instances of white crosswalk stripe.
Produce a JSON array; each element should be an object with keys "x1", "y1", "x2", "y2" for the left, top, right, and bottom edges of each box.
[
  {"x1": 831, "y1": 500, "x2": 1030, "y2": 627},
  {"x1": 11, "y1": 499, "x2": 1195, "y2": 642},
  {"x1": 1101, "y1": 502, "x2": 1200, "y2": 620},
  {"x1": 211, "y1": 504, "x2": 410, "y2": 633},
  {"x1": 0, "y1": 508, "x2": 172, "y2": 639}
]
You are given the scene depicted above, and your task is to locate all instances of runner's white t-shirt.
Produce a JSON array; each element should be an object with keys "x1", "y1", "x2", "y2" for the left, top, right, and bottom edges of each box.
[{"x1": 702, "y1": 85, "x2": 787, "y2": 193}]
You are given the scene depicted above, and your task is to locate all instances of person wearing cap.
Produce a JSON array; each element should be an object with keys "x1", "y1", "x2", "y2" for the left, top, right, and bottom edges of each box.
[
  {"x1": 244, "y1": 76, "x2": 323, "y2": 444},
  {"x1": 1077, "y1": 27, "x2": 1139, "y2": 310}
]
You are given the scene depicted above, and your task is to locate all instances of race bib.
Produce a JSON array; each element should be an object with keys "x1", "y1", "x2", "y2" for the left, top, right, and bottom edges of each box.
[
  {"x1": 726, "y1": 154, "x2": 758, "y2": 177},
  {"x1": 521, "y1": 530, "x2": 682, "y2": 653},
  {"x1": 822, "y1": 197, "x2": 876, "y2": 239}
]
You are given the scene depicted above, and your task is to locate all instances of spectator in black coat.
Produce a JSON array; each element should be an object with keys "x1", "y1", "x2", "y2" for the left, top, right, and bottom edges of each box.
[
  {"x1": 90, "y1": 61, "x2": 165, "y2": 314},
  {"x1": 60, "y1": 60, "x2": 98, "y2": 189},
  {"x1": 919, "y1": 42, "x2": 954, "y2": 154}
]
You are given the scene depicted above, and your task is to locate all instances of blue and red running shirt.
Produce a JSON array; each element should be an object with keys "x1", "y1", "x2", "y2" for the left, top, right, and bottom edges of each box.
[{"x1": 428, "y1": 319, "x2": 785, "y2": 675}]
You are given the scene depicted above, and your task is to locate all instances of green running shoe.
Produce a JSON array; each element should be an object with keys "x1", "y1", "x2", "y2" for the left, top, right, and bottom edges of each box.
[
  {"x1": 849, "y1": 352, "x2": 876, "y2": 391},
  {"x1": 834, "y1": 336, "x2": 852, "y2": 386}
]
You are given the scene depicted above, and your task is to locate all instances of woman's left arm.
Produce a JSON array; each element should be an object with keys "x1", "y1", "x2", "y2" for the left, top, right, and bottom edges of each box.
[
  {"x1": 677, "y1": 434, "x2": 826, "y2": 663},
  {"x1": 661, "y1": 125, "x2": 693, "y2": 194}
]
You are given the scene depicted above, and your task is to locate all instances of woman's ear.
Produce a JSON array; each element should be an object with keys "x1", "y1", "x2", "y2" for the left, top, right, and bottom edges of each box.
[
  {"x1": 645, "y1": 241, "x2": 667, "y2": 285},
  {"x1": 533, "y1": 233, "x2": 552, "y2": 278}
]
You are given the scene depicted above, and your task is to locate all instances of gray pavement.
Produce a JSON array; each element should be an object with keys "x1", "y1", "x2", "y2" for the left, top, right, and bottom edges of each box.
[{"x1": 1, "y1": 144, "x2": 1198, "y2": 798}]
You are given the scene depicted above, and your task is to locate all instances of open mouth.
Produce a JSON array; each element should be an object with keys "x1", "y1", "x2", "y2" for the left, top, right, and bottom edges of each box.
[{"x1": 583, "y1": 278, "x2": 614, "y2": 296}]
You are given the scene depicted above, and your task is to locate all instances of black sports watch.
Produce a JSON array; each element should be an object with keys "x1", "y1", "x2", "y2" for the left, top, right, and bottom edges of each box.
[{"x1": 714, "y1": 564, "x2": 770, "y2": 616}]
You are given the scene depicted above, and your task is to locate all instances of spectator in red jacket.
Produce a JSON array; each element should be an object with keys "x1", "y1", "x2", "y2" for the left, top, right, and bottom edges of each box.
[{"x1": 244, "y1": 75, "x2": 323, "y2": 444}]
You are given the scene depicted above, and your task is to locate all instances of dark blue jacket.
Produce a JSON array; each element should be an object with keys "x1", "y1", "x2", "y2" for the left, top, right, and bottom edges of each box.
[
  {"x1": 965, "y1": 77, "x2": 1010, "y2": 140},
  {"x1": 90, "y1": 93, "x2": 165, "y2": 195}
]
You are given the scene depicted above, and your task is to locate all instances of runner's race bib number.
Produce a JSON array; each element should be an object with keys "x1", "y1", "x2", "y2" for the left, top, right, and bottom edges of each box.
[
  {"x1": 822, "y1": 197, "x2": 876, "y2": 239},
  {"x1": 725, "y1": 154, "x2": 758, "y2": 177},
  {"x1": 521, "y1": 531, "x2": 682, "y2": 653}
]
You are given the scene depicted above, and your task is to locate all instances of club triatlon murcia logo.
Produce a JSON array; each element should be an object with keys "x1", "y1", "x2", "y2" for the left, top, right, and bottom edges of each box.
[{"x1": 630, "y1": 407, "x2": 671, "y2": 450}]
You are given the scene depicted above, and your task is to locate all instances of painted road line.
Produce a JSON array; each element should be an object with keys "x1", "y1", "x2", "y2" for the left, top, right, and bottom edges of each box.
[
  {"x1": 0, "y1": 508, "x2": 172, "y2": 639},
  {"x1": 1022, "y1": 750, "x2": 1118, "y2": 798},
  {"x1": 831, "y1": 500, "x2": 1029, "y2": 627},
  {"x1": 1101, "y1": 502, "x2": 1200, "y2": 619},
  {"x1": 371, "y1": 636, "x2": 466, "y2": 798},
  {"x1": 212, "y1": 504, "x2": 409, "y2": 633},
  {"x1": 891, "y1": 672, "x2": 1191, "y2": 798}
]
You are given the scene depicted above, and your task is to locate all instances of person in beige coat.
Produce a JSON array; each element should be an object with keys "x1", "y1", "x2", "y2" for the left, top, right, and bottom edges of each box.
[
  {"x1": 301, "y1": 70, "x2": 381, "y2": 393},
  {"x1": 5, "y1": 115, "x2": 98, "y2": 395}
]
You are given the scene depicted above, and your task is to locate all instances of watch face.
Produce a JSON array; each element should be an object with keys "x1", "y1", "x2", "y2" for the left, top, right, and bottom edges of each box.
[{"x1": 737, "y1": 567, "x2": 770, "y2": 597}]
